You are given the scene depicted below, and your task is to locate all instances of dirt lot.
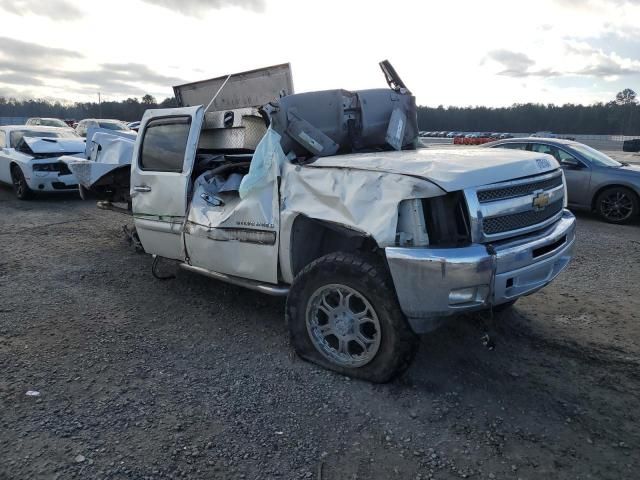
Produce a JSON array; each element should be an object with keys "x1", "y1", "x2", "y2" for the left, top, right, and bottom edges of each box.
[{"x1": 1, "y1": 187, "x2": 639, "y2": 480}]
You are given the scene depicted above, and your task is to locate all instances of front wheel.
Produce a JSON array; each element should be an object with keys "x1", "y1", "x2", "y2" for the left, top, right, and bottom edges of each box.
[
  {"x1": 596, "y1": 187, "x2": 638, "y2": 224},
  {"x1": 11, "y1": 165, "x2": 33, "y2": 200},
  {"x1": 286, "y1": 252, "x2": 418, "y2": 383}
]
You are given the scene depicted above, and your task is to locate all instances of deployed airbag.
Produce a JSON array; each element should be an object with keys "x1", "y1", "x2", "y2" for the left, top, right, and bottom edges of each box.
[{"x1": 239, "y1": 127, "x2": 288, "y2": 199}]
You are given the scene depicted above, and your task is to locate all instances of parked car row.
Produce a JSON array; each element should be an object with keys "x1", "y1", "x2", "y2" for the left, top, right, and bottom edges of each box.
[
  {"x1": 453, "y1": 136, "x2": 497, "y2": 146},
  {"x1": 0, "y1": 118, "x2": 140, "y2": 199},
  {"x1": 420, "y1": 131, "x2": 515, "y2": 140},
  {"x1": 530, "y1": 131, "x2": 576, "y2": 141},
  {"x1": 25, "y1": 117, "x2": 137, "y2": 137}
]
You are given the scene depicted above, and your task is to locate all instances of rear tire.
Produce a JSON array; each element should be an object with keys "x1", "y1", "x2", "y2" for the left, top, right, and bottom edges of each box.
[
  {"x1": 11, "y1": 165, "x2": 33, "y2": 200},
  {"x1": 596, "y1": 187, "x2": 638, "y2": 224},
  {"x1": 286, "y1": 252, "x2": 418, "y2": 383}
]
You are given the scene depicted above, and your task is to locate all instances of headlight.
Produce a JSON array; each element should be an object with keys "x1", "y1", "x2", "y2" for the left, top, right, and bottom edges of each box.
[
  {"x1": 32, "y1": 163, "x2": 59, "y2": 172},
  {"x1": 397, "y1": 199, "x2": 429, "y2": 247},
  {"x1": 561, "y1": 171, "x2": 568, "y2": 208},
  {"x1": 396, "y1": 193, "x2": 473, "y2": 247},
  {"x1": 422, "y1": 192, "x2": 472, "y2": 246}
]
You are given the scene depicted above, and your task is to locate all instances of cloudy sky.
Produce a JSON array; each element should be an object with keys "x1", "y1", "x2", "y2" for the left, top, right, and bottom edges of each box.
[{"x1": 0, "y1": 0, "x2": 638, "y2": 106}]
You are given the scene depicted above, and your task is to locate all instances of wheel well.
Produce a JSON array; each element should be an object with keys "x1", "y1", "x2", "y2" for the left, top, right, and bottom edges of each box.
[
  {"x1": 10, "y1": 162, "x2": 20, "y2": 173},
  {"x1": 289, "y1": 216, "x2": 380, "y2": 277},
  {"x1": 591, "y1": 184, "x2": 640, "y2": 211}
]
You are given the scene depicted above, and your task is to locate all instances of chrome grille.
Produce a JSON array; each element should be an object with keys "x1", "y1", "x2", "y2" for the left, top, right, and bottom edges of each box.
[
  {"x1": 477, "y1": 175, "x2": 563, "y2": 203},
  {"x1": 464, "y1": 170, "x2": 565, "y2": 242},
  {"x1": 483, "y1": 199, "x2": 563, "y2": 235}
]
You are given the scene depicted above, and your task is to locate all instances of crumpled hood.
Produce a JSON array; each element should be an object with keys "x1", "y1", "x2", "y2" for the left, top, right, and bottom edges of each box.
[
  {"x1": 308, "y1": 148, "x2": 560, "y2": 191},
  {"x1": 85, "y1": 128, "x2": 137, "y2": 161},
  {"x1": 24, "y1": 137, "x2": 85, "y2": 154},
  {"x1": 85, "y1": 131, "x2": 135, "y2": 165}
]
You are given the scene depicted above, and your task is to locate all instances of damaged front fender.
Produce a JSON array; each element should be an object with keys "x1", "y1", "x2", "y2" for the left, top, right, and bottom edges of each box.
[
  {"x1": 62, "y1": 129, "x2": 137, "y2": 203},
  {"x1": 280, "y1": 162, "x2": 446, "y2": 248}
]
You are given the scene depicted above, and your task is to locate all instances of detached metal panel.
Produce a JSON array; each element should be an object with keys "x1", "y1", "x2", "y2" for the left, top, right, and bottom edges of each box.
[{"x1": 173, "y1": 64, "x2": 294, "y2": 113}]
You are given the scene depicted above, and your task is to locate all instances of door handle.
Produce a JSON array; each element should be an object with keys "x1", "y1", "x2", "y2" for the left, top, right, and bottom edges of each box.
[{"x1": 133, "y1": 185, "x2": 152, "y2": 193}]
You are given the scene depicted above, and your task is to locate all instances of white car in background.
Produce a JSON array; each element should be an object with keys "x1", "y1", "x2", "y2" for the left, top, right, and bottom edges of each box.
[
  {"x1": 25, "y1": 117, "x2": 75, "y2": 132},
  {"x1": 0, "y1": 126, "x2": 86, "y2": 199},
  {"x1": 75, "y1": 119, "x2": 132, "y2": 137}
]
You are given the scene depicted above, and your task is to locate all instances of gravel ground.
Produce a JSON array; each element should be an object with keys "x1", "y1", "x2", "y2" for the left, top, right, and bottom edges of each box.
[{"x1": 1, "y1": 186, "x2": 639, "y2": 480}]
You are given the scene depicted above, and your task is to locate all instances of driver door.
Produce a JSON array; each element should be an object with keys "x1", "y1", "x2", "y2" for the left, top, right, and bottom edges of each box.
[
  {"x1": 530, "y1": 143, "x2": 591, "y2": 207},
  {"x1": 556, "y1": 148, "x2": 591, "y2": 207},
  {"x1": 183, "y1": 131, "x2": 282, "y2": 285},
  {"x1": 131, "y1": 106, "x2": 204, "y2": 260}
]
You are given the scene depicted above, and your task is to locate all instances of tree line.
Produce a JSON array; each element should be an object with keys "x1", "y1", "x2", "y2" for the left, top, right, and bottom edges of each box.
[
  {"x1": 1, "y1": 89, "x2": 638, "y2": 135},
  {"x1": 418, "y1": 89, "x2": 639, "y2": 135},
  {"x1": 417, "y1": 102, "x2": 639, "y2": 135},
  {"x1": 0, "y1": 94, "x2": 176, "y2": 123}
]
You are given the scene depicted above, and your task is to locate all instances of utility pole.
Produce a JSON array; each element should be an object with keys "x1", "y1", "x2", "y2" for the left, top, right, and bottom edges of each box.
[{"x1": 98, "y1": 92, "x2": 102, "y2": 118}]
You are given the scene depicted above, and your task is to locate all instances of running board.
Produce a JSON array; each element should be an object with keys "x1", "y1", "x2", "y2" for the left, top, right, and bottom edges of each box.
[{"x1": 179, "y1": 264, "x2": 290, "y2": 297}]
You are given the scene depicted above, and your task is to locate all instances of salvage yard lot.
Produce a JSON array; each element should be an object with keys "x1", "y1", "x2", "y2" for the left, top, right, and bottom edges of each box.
[{"x1": 1, "y1": 187, "x2": 639, "y2": 480}]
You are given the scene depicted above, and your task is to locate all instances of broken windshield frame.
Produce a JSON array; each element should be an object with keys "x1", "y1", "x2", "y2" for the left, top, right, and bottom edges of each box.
[{"x1": 10, "y1": 129, "x2": 79, "y2": 148}]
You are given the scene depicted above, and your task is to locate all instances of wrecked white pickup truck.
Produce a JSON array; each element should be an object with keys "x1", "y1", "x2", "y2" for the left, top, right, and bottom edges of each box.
[{"x1": 69, "y1": 62, "x2": 576, "y2": 382}]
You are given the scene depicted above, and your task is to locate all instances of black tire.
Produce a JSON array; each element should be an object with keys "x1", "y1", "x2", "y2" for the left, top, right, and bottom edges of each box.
[
  {"x1": 10, "y1": 165, "x2": 33, "y2": 200},
  {"x1": 286, "y1": 252, "x2": 418, "y2": 383},
  {"x1": 595, "y1": 187, "x2": 638, "y2": 224}
]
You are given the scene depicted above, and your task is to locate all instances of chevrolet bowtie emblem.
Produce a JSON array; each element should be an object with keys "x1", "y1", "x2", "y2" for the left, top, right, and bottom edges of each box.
[{"x1": 532, "y1": 191, "x2": 550, "y2": 211}]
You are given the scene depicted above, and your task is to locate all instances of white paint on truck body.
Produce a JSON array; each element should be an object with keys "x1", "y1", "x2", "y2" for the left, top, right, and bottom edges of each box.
[
  {"x1": 280, "y1": 160, "x2": 444, "y2": 248},
  {"x1": 308, "y1": 147, "x2": 559, "y2": 192}
]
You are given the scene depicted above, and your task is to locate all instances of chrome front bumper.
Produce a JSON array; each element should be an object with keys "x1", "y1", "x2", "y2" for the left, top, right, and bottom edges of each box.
[{"x1": 385, "y1": 210, "x2": 576, "y2": 333}]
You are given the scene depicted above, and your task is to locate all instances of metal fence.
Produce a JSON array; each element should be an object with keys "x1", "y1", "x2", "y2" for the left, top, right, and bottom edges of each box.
[{"x1": 0, "y1": 117, "x2": 27, "y2": 126}]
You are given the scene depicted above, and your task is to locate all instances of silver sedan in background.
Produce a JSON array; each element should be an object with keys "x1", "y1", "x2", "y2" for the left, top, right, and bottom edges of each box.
[{"x1": 485, "y1": 138, "x2": 640, "y2": 224}]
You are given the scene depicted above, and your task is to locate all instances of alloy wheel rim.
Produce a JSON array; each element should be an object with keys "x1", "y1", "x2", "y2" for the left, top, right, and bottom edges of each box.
[
  {"x1": 601, "y1": 192, "x2": 633, "y2": 221},
  {"x1": 305, "y1": 284, "x2": 381, "y2": 368}
]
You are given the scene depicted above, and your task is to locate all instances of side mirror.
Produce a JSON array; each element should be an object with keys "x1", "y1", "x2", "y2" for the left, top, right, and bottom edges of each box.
[{"x1": 561, "y1": 157, "x2": 581, "y2": 168}]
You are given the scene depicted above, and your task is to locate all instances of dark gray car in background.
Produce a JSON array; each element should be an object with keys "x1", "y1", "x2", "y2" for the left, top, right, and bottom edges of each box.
[{"x1": 485, "y1": 138, "x2": 640, "y2": 224}]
